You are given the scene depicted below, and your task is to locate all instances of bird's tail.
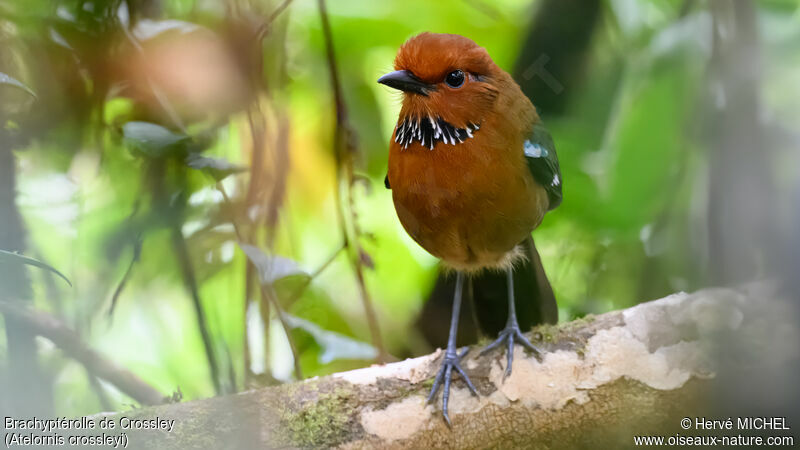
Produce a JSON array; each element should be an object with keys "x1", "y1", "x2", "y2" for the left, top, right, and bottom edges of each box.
[{"x1": 416, "y1": 236, "x2": 558, "y2": 349}]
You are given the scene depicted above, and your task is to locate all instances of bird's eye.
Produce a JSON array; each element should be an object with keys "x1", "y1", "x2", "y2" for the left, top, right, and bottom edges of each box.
[{"x1": 445, "y1": 70, "x2": 465, "y2": 88}]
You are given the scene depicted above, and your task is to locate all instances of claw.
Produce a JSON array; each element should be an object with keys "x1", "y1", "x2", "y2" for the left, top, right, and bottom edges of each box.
[
  {"x1": 505, "y1": 334, "x2": 514, "y2": 378},
  {"x1": 479, "y1": 334, "x2": 505, "y2": 356},
  {"x1": 481, "y1": 325, "x2": 543, "y2": 380},
  {"x1": 426, "y1": 364, "x2": 446, "y2": 403},
  {"x1": 427, "y1": 348, "x2": 478, "y2": 427},
  {"x1": 481, "y1": 267, "x2": 547, "y2": 381}
]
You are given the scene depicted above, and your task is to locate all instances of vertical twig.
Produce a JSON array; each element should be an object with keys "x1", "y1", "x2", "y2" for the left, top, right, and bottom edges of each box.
[
  {"x1": 171, "y1": 226, "x2": 221, "y2": 394},
  {"x1": 262, "y1": 285, "x2": 303, "y2": 379},
  {"x1": 255, "y1": 0, "x2": 295, "y2": 40},
  {"x1": 265, "y1": 115, "x2": 291, "y2": 248},
  {"x1": 243, "y1": 262, "x2": 254, "y2": 382},
  {"x1": 317, "y1": 0, "x2": 386, "y2": 360},
  {"x1": 231, "y1": 0, "x2": 305, "y2": 381},
  {"x1": 146, "y1": 157, "x2": 220, "y2": 394},
  {"x1": 217, "y1": 182, "x2": 304, "y2": 379},
  {"x1": 123, "y1": 11, "x2": 222, "y2": 393},
  {"x1": 220, "y1": 338, "x2": 238, "y2": 393}
]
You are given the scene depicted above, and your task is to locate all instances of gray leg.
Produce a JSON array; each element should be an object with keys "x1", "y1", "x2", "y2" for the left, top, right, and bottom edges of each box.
[
  {"x1": 480, "y1": 267, "x2": 543, "y2": 378},
  {"x1": 426, "y1": 272, "x2": 478, "y2": 426}
]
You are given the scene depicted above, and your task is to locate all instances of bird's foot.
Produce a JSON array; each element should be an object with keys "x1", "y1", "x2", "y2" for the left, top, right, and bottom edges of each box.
[
  {"x1": 427, "y1": 347, "x2": 478, "y2": 427},
  {"x1": 480, "y1": 324, "x2": 542, "y2": 379}
]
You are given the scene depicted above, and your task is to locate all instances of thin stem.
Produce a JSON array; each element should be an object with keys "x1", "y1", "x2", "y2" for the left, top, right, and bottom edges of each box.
[
  {"x1": 282, "y1": 243, "x2": 345, "y2": 309},
  {"x1": 261, "y1": 284, "x2": 303, "y2": 379},
  {"x1": 317, "y1": 0, "x2": 386, "y2": 360},
  {"x1": 254, "y1": 0, "x2": 295, "y2": 41},
  {"x1": 216, "y1": 182, "x2": 304, "y2": 380},
  {"x1": 243, "y1": 262, "x2": 254, "y2": 382},
  {"x1": 216, "y1": 183, "x2": 245, "y2": 242},
  {"x1": 171, "y1": 226, "x2": 221, "y2": 394}
]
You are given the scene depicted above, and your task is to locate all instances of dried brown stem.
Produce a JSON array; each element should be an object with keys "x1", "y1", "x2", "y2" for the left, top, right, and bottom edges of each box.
[
  {"x1": 316, "y1": 0, "x2": 386, "y2": 361},
  {"x1": 217, "y1": 182, "x2": 304, "y2": 380},
  {"x1": 0, "y1": 299, "x2": 164, "y2": 406},
  {"x1": 254, "y1": 0, "x2": 295, "y2": 41}
]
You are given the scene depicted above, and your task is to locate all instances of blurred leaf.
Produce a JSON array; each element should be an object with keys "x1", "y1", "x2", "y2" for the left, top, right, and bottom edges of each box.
[
  {"x1": 648, "y1": 12, "x2": 712, "y2": 58},
  {"x1": 286, "y1": 315, "x2": 377, "y2": 364},
  {"x1": 104, "y1": 97, "x2": 135, "y2": 126},
  {"x1": 116, "y1": 1, "x2": 130, "y2": 29},
  {"x1": 0, "y1": 72, "x2": 36, "y2": 98},
  {"x1": 186, "y1": 154, "x2": 248, "y2": 182},
  {"x1": 0, "y1": 250, "x2": 71, "y2": 287},
  {"x1": 48, "y1": 27, "x2": 73, "y2": 50},
  {"x1": 123, "y1": 121, "x2": 189, "y2": 158},
  {"x1": 239, "y1": 244, "x2": 308, "y2": 285},
  {"x1": 133, "y1": 19, "x2": 200, "y2": 41}
]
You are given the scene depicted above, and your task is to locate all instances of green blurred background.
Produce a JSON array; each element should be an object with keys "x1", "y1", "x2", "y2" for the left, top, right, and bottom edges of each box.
[{"x1": 0, "y1": 0, "x2": 798, "y2": 418}]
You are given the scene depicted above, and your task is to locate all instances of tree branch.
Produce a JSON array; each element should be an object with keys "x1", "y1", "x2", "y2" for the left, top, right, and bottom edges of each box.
[
  {"x1": 81, "y1": 284, "x2": 791, "y2": 448},
  {"x1": 0, "y1": 300, "x2": 164, "y2": 406}
]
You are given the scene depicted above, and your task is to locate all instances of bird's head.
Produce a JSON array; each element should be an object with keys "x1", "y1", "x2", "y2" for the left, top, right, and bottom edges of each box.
[{"x1": 379, "y1": 33, "x2": 506, "y2": 149}]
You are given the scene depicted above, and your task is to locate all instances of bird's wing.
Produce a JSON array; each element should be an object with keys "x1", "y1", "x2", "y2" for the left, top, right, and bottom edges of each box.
[{"x1": 524, "y1": 122, "x2": 562, "y2": 210}]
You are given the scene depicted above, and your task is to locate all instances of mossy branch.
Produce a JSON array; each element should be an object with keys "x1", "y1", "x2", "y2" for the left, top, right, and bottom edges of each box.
[{"x1": 82, "y1": 284, "x2": 789, "y2": 449}]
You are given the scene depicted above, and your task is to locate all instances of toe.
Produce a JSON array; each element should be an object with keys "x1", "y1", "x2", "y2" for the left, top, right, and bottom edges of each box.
[
  {"x1": 480, "y1": 334, "x2": 506, "y2": 356},
  {"x1": 514, "y1": 330, "x2": 542, "y2": 355},
  {"x1": 504, "y1": 336, "x2": 514, "y2": 379},
  {"x1": 427, "y1": 365, "x2": 446, "y2": 403},
  {"x1": 454, "y1": 363, "x2": 479, "y2": 396}
]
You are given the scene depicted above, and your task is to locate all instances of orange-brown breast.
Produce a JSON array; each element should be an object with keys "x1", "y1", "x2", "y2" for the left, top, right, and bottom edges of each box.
[{"x1": 388, "y1": 104, "x2": 549, "y2": 273}]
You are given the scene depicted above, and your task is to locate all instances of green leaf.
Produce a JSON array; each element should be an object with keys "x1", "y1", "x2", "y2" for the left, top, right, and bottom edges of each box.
[
  {"x1": 0, "y1": 250, "x2": 72, "y2": 287},
  {"x1": 122, "y1": 121, "x2": 189, "y2": 158},
  {"x1": 286, "y1": 315, "x2": 377, "y2": 364},
  {"x1": 186, "y1": 154, "x2": 248, "y2": 182},
  {"x1": 238, "y1": 244, "x2": 308, "y2": 285},
  {"x1": 0, "y1": 72, "x2": 36, "y2": 98}
]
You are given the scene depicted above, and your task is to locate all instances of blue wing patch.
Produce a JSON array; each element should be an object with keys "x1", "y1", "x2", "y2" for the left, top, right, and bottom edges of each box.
[
  {"x1": 525, "y1": 123, "x2": 562, "y2": 210},
  {"x1": 524, "y1": 140, "x2": 549, "y2": 159}
]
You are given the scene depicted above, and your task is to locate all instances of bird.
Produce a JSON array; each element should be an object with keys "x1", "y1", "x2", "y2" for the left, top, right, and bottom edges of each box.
[{"x1": 378, "y1": 32, "x2": 562, "y2": 425}]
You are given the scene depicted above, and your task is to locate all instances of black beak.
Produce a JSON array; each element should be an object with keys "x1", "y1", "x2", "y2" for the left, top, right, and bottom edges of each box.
[{"x1": 378, "y1": 70, "x2": 434, "y2": 96}]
